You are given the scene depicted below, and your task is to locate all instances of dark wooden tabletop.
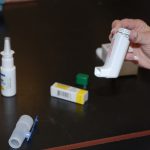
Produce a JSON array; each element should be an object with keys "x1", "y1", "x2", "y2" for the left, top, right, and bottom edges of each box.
[{"x1": 0, "y1": 0, "x2": 150, "y2": 149}]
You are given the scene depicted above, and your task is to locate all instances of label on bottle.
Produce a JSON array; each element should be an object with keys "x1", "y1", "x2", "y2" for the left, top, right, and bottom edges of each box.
[{"x1": 1, "y1": 73, "x2": 11, "y2": 90}]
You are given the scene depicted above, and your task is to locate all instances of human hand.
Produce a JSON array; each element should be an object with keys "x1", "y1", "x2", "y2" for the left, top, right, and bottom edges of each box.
[{"x1": 109, "y1": 19, "x2": 150, "y2": 69}]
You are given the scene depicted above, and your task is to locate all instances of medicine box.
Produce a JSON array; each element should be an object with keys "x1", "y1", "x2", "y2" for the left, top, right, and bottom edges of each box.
[{"x1": 50, "y1": 82, "x2": 88, "y2": 105}]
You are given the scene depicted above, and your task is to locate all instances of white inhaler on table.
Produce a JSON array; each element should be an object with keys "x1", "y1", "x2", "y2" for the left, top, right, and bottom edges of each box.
[
  {"x1": 94, "y1": 28, "x2": 131, "y2": 78},
  {"x1": 0, "y1": 37, "x2": 16, "y2": 96},
  {"x1": 8, "y1": 115, "x2": 33, "y2": 149}
]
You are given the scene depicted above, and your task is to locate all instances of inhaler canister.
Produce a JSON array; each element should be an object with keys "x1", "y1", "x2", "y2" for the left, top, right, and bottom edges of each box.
[{"x1": 95, "y1": 28, "x2": 130, "y2": 78}]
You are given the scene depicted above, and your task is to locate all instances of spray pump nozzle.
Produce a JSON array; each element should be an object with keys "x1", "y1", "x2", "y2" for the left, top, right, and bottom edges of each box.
[{"x1": 1, "y1": 37, "x2": 14, "y2": 58}]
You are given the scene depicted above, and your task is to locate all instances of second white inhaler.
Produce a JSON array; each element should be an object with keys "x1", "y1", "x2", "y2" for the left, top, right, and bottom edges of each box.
[
  {"x1": 0, "y1": 37, "x2": 16, "y2": 96},
  {"x1": 94, "y1": 28, "x2": 131, "y2": 78}
]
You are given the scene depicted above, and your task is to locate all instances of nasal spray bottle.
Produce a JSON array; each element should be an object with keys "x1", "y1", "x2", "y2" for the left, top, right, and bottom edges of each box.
[
  {"x1": 94, "y1": 28, "x2": 131, "y2": 78},
  {"x1": 0, "y1": 37, "x2": 16, "y2": 96}
]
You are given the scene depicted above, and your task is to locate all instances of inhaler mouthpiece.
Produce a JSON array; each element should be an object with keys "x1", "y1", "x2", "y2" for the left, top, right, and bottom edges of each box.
[
  {"x1": 94, "y1": 28, "x2": 131, "y2": 78},
  {"x1": 8, "y1": 115, "x2": 33, "y2": 149}
]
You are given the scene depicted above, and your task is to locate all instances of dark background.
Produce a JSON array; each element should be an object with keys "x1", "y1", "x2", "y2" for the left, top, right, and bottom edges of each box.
[{"x1": 0, "y1": 0, "x2": 150, "y2": 149}]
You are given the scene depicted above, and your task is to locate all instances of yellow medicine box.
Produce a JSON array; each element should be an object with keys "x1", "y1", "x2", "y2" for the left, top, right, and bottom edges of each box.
[{"x1": 50, "y1": 82, "x2": 88, "y2": 105}]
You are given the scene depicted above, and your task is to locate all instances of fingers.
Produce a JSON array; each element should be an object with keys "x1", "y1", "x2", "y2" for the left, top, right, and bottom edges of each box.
[
  {"x1": 109, "y1": 20, "x2": 121, "y2": 40},
  {"x1": 109, "y1": 19, "x2": 150, "y2": 69},
  {"x1": 109, "y1": 19, "x2": 147, "y2": 41},
  {"x1": 125, "y1": 52, "x2": 139, "y2": 61},
  {"x1": 110, "y1": 18, "x2": 150, "y2": 45},
  {"x1": 109, "y1": 28, "x2": 117, "y2": 41},
  {"x1": 112, "y1": 19, "x2": 146, "y2": 31},
  {"x1": 112, "y1": 20, "x2": 122, "y2": 29},
  {"x1": 118, "y1": 19, "x2": 144, "y2": 30},
  {"x1": 130, "y1": 30, "x2": 150, "y2": 45}
]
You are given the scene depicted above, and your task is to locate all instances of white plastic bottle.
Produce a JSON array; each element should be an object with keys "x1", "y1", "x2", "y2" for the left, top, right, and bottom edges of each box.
[
  {"x1": 94, "y1": 28, "x2": 131, "y2": 78},
  {"x1": 0, "y1": 37, "x2": 16, "y2": 96}
]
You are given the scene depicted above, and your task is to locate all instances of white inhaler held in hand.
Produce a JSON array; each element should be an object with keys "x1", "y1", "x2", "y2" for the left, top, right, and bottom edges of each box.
[
  {"x1": 94, "y1": 28, "x2": 131, "y2": 78},
  {"x1": 0, "y1": 37, "x2": 16, "y2": 96}
]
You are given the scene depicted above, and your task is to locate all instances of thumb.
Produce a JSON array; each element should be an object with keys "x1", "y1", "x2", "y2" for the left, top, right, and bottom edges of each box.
[{"x1": 130, "y1": 30, "x2": 150, "y2": 45}]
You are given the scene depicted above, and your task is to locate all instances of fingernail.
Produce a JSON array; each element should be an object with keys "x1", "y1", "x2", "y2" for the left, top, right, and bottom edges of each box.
[
  {"x1": 111, "y1": 28, "x2": 117, "y2": 34},
  {"x1": 133, "y1": 55, "x2": 139, "y2": 61},
  {"x1": 109, "y1": 28, "x2": 117, "y2": 41},
  {"x1": 131, "y1": 31, "x2": 138, "y2": 41},
  {"x1": 128, "y1": 46, "x2": 133, "y2": 53}
]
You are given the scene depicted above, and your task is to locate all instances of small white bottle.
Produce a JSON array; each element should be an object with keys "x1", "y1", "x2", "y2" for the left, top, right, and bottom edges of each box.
[
  {"x1": 0, "y1": 37, "x2": 16, "y2": 96},
  {"x1": 95, "y1": 28, "x2": 131, "y2": 78}
]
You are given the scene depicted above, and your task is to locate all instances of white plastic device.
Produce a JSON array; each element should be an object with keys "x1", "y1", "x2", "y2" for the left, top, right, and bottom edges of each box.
[
  {"x1": 94, "y1": 28, "x2": 131, "y2": 78},
  {"x1": 0, "y1": 37, "x2": 16, "y2": 96},
  {"x1": 96, "y1": 43, "x2": 138, "y2": 76},
  {"x1": 8, "y1": 115, "x2": 34, "y2": 149}
]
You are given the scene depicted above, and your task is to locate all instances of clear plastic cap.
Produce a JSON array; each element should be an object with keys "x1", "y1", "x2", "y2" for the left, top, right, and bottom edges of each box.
[{"x1": 8, "y1": 115, "x2": 33, "y2": 149}]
